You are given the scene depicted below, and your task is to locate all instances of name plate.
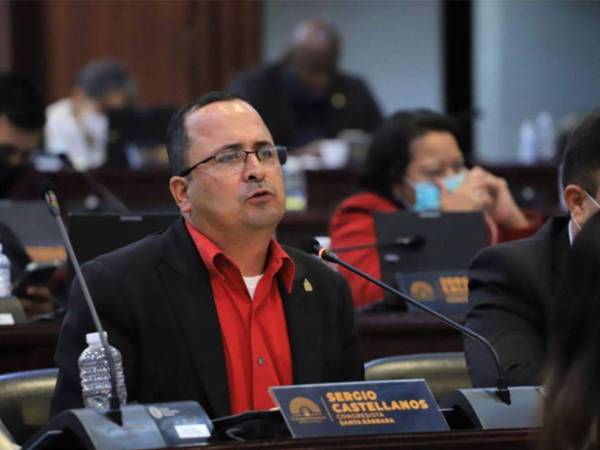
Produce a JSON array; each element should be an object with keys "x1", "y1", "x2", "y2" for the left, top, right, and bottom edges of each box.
[
  {"x1": 270, "y1": 380, "x2": 448, "y2": 438},
  {"x1": 395, "y1": 270, "x2": 469, "y2": 314}
]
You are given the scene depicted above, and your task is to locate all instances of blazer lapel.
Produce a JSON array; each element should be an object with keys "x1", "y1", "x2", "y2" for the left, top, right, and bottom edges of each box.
[
  {"x1": 281, "y1": 258, "x2": 324, "y2": 385},
  {"x1": 156, "y1": 219, "x2": 230, "y2": 418}
]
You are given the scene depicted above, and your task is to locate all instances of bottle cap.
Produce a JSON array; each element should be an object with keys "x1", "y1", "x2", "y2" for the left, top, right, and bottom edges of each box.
[{"x1": 86, "y1": 331, "x2": 108, "y2": 345}]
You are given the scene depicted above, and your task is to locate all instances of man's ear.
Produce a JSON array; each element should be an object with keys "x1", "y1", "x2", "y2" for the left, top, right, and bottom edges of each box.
[
  {"x1": 169, "y1": 176, "x2": 192, "y2": 214},
  {"x1": 564, "y1": 184, "x2": 586, "y2": 216}
]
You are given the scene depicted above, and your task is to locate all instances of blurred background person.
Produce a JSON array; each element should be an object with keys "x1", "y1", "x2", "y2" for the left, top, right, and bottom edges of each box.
[
  {"x1": 542, "y1": 211, "x2": 600, "y2": 450},
  {"x1": 45, "y1": 59, "x2": 135, "y2": 171},
  {"x1": 330, "y1": 110, "x2": 542, "y2": 307},
  {"x1": 0, "y1": 72, "x2": 46, "y2": 200},
  {"x1": 228, "y1": 18, "x2": 382, "y2": 149}
]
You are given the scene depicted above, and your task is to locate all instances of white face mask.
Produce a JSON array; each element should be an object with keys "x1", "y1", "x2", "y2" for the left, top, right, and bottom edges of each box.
[{"x1": 572, "y1": 190, "x2": 600, "y2": 231}]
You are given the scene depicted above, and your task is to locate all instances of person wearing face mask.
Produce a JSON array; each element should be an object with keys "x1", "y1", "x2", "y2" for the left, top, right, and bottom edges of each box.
[
  {"x1": 465, "y1": 110, "x2": 600, "y2": 388},
  {"x1": 329, "y1": 110, "x2": 542, "y2": 308},
  {"x1": 45, "y1": 59, "x2": 135, "y2": 171}
]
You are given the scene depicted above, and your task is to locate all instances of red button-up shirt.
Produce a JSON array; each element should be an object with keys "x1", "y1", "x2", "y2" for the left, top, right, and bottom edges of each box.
[{"x1": 185, "y1": 221, "x2": 295, "y2": 414}]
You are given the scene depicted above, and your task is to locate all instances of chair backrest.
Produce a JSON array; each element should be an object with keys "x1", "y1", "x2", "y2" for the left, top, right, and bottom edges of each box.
[
  {"x1": 364, "y1": 352, "x2": 471, "y2": 401},
  {"x1": 0, "y1": 368, "x2": 58, "y2": 445}
]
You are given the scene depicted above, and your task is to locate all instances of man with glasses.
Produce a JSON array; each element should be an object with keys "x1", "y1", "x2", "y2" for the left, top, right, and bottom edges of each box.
[{"x1": 52, "y1": 92, "x2": 363, "y2": 418}]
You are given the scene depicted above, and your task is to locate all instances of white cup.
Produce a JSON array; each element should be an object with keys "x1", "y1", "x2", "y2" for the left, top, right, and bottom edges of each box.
[{"x1": 319, "y1": 139, "x2": 349, "y2": 169}]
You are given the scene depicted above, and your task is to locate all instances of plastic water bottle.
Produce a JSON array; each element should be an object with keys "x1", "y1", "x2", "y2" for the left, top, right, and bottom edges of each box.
[
  {"x1": 517, "y1": 120, "x2": 538, "y2": 165},
  {"x1": 78, "y1": 332, "x2": 127, "y2": 410},
  {"x1": 535, "y1": 111, "x2": 556, "y2": 162},
  {"x1": 0, "y1": 244, "x2": 12, "y2": 298},
  {"x1": 283, "y1": 156, "x2": 307, "y2": 211}
]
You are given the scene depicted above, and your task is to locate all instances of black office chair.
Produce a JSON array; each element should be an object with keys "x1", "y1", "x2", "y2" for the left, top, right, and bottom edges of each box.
[
  {"x1": 0, "y1": 368, "x2": 58, "y2": 445},
  {"x1": 364, "y1": 352, "x2": 471, "y2": 401}
]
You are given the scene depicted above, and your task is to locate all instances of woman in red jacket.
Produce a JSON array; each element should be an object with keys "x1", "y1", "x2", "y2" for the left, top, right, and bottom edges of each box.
[{"x1": 329, "y1": 110, "x2": 542, "y2": 308}]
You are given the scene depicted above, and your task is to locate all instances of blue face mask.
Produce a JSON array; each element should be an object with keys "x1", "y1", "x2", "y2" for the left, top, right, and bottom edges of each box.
[{"x1": 410, "y1": 172, "x2": 466, "y2": 211}]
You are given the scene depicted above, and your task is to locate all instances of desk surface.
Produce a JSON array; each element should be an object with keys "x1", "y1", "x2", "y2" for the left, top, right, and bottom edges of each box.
[
  {"x1": 0, "y1": 312, "x2": 465, "y2": 374},
  {"x1": 161, "y1": 429, "x2": 536, "y2": 450}
]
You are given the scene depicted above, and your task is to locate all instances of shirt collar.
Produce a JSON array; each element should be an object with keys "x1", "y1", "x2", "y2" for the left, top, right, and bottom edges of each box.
[{"x1": 185, "y1": 220, "x2": 295, "y2": 293}]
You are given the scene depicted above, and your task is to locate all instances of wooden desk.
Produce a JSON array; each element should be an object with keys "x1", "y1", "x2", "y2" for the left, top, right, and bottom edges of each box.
[
  {"x1": 165, "y1": 429, "x2": 536, "y2": 450},
  {"x1": 356, "y1": 312, "x2": 464, "y2": 362},
  {"x1": 0, "y1": 313, "x2": 462, "y2": 374},
  {"x1": 0, "y1": 322, "x2": 60, "y2": 374}
]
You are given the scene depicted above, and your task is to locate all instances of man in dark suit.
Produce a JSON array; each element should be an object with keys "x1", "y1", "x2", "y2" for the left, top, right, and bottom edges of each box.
[
  {"x1": 51, "y1": 92, "x2": 364, "y2": 418},
  {"x1": 466, "y1": 111, "x2": 600, "y2": 387},
  {"x1": 228, "y1": 18, "x2": 382, "y2": 148}
]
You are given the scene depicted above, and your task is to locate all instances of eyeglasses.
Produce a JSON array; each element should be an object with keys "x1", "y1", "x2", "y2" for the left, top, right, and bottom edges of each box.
[{"x1": 179, "y1": 145, "x2": 288, "y2": 177}]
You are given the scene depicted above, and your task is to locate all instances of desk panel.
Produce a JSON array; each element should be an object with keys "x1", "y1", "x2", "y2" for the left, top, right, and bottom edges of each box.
[{"x1": 163, "y1": 429, "x2": 536, "y2": 450}]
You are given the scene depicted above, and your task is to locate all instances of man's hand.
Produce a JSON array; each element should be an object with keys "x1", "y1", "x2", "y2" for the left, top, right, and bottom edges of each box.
[{"x1": 18, "y1": 286, "x2": 55, "y2": 318}]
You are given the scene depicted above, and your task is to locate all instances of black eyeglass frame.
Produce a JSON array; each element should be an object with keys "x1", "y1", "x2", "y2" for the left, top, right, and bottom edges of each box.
[{"x1": 179, "y1": 145, "x2": 288, "y2": 177}]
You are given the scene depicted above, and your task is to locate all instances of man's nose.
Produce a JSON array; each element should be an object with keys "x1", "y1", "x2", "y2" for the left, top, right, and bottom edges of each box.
[{"x1": 242, "y1": 152, "x2": 266, "y2": 182}]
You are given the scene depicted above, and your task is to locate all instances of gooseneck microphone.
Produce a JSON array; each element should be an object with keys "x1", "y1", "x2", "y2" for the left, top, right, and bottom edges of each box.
[
  {"x1": 302, "y1": 238, "x2": 511, "y2": 405},
  {"x1": 44, "y1": 187, "x2": 123, "y2": 424},
  {"x1": 58, "y1": 153, "x2": 129, "y2": 213},
  {"x1": 30, "y1": 186, "x2": 213, "y2": 449}
]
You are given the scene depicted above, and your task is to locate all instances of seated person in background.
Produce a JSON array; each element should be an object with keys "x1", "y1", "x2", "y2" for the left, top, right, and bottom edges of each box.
[
  {"x1": 0, "y1": 222, "x2": 54, "y2": 318},
  {"x1": 330, "y1": 110, "x2": 542, "y2": 308},
  {"x1": 227, "y1": 18, "x2": 382, "y2": 148},
  {"x1": 466, "y1": 110, "x2": 600, "y2": 388},
  {"x1": 51, "y1": 92, "x2": 363, "y2": 418},
  {"x1": 45, "y1": 59, "x2": 135, "y2": 171},
  {"x1": 0, "y1": 72, "x2": 46, "y2": 200},
  {"x1": 541, "y1": 212, "x2": 600, "y2": 450}
]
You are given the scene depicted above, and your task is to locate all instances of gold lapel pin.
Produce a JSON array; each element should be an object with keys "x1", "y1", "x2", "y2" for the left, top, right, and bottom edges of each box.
[{"x1": 303, "y1": 278, "x2": 313, "y2": 292}]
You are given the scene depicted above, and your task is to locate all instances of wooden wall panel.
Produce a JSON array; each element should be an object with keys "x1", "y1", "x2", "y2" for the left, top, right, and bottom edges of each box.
[{"x1": 8, "y1": 0, "x2": 261, "y2": 108}]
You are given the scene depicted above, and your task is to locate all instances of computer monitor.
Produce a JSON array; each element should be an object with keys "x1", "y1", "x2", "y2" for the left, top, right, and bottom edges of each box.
[
  {"x1": 68, "y1": 212, "x2": 178, "y2": 264},
  {"x1": 106, "y1": 107, "x2": 175, "y2": 168},
  {"x1": 374, "y1": 211, "x2": 487, "y2": 314}
]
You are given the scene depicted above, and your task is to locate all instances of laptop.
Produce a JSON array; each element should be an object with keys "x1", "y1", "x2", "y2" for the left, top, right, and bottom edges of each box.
[{"x1": 374, "y1": 211, "x2": 487, "y2": 314}]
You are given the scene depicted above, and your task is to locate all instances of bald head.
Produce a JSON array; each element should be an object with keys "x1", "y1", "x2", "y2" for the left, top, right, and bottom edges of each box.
[
  {"x1": 291, "y1": 18, "x2": 340, "y2": 56},
  {"x1": 285, "y1": 19, "x2": 341, "y2": 95}
]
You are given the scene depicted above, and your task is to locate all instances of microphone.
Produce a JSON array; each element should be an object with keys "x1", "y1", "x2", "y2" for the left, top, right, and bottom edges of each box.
[
  {"x1": 57, "y1": 153, "x2": 129, "y2": 213},
  {"x1": 27, "y1": 187, "x2": 213, "y2": 449},
  {"x1": 44, "y1": 186, "x2": 123, "y2": 423},
  {"x1": 303, "y1": 239, "x2": 544, "y2": 430},
  {"x1": 301, "y1": 238, "x2": 511, "y2": 404}
]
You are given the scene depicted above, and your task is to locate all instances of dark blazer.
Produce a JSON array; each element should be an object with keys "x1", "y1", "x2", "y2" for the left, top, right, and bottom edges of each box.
[
  {"x1": 464, "y1": 216, "x2": 570, "y2": 387},
  {"x1": 51, "y1": 219, "x2": 364, "y2": 418},
  {"x1": 227, "y1": 63, "x2": 382, "y2": 147}
]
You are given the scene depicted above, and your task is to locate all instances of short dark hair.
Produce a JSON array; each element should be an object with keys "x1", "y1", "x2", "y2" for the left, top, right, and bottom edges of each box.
[
  {"x1": 76, "y1": 59, "x2": 134, "y2": 99},
  {"x1": 359, "y1": 109, "x2": 462, "y2": 201},
  {"x1": 561, "y1": 110, "x2": 600, "y2": 194},
  {"x1": 0, "y1": 72, "x2": 45, "y2": 130},
  {"x1": 166, "y1": 91, "x2": 240, "y2": 176}
]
